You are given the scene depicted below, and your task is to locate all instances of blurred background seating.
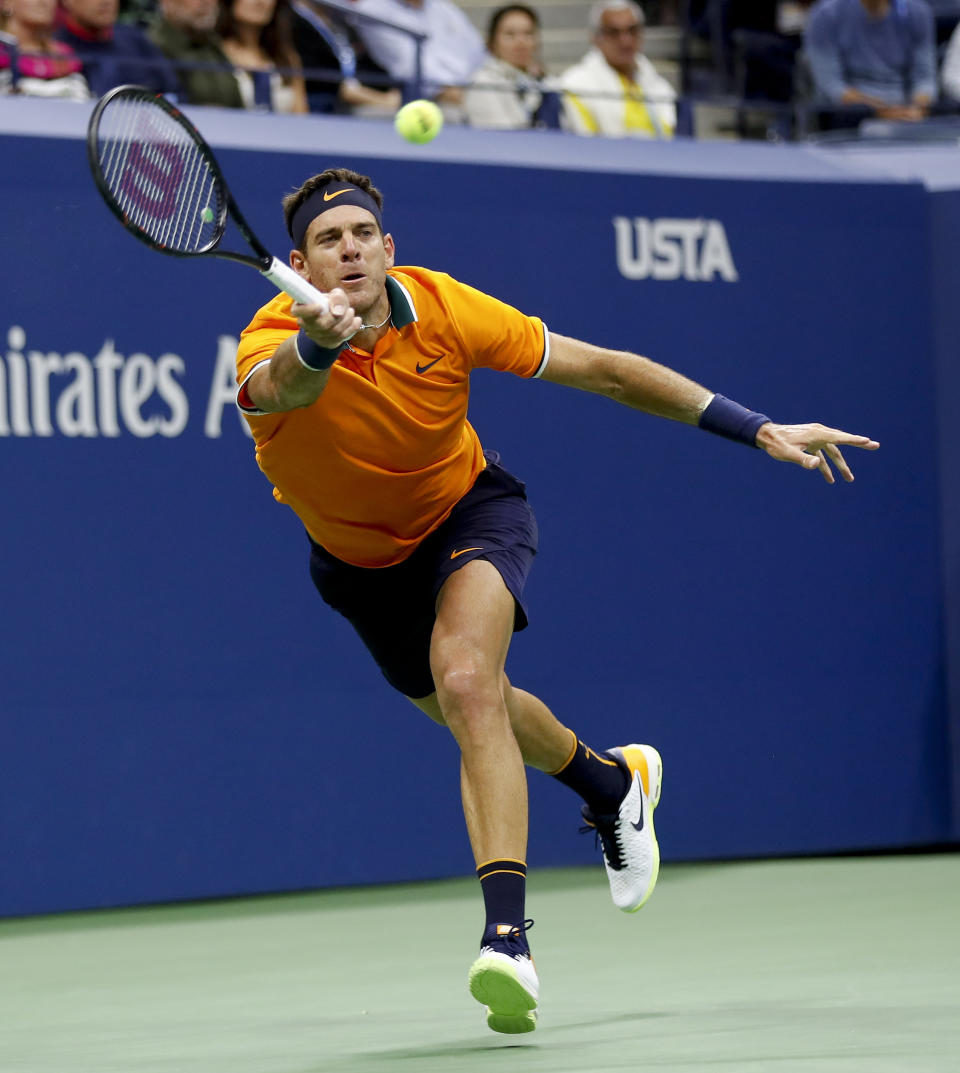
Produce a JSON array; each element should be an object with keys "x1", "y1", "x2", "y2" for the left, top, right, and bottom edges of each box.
[{"x1": 3, "y1": 0, "x2": 960, "y2": 140}]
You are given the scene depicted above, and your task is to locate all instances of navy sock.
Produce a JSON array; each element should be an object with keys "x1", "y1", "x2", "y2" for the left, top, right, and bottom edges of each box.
[
  {"x1": 550, "y1": 731, "x2": 629, "y2": 814},
  {"x1": 477, "y1": 858, "x2": 527, "y2": 929}
]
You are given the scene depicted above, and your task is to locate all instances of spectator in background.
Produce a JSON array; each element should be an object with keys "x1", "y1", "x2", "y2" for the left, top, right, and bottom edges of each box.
[
  {"x1": 0, "y1": 0, "x2": 89, "y2": 96},
  {"x1": 290, "y1": 0, "x2": 400, "y2": 113},
  {"x1": 725, "y1": 0, "x2": 814, "y2": 103},
  {"x1": 218, "y1": 0, "x2": 308, "y2": 111},
  {"x1": 56, "y1": 0, "x2": 180, "y2": 97},
  {"x1": 346, "y1": 0, "x2": 486, "y2": 115},
  {"x1": 941, "y1": 21, "x2": 960, "y2": 103},
  {"x1": 559, "y1": 0, "x2": 675, "y2": 137},
  {"x1": 149, "y1": 0, "x2": 244, "y2": 107},
  {"x1": 804, "y1": 0, "x2": 937, "y2": 124},
  {"x1": 464, "y1": 4, "x2": 561, "y2": 129}
]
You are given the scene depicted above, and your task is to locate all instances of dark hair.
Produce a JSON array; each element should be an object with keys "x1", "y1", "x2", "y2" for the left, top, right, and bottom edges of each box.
[
  {"x1": 486, "y1": 4, "x2": 540, "y2": 48},
  {"x1": 282, "y1": 168, "x2": 385, "y2": 248},
  {"x1": 218, "y1": 0, "x2": 298, "y2": 72}
]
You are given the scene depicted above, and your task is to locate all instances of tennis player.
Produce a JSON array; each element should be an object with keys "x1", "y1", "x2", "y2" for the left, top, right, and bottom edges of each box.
[{"x1": 235, "y1": 168, "x2": 879, "y2": 1035}]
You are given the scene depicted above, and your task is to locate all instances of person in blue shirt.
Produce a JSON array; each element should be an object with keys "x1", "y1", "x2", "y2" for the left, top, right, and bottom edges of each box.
[
  {"x1": 56, "y1": 0, "x2": 180, "y2": 98},
  {"x1": 805, "y1": 0, "x2": 937, "y2": 122}
]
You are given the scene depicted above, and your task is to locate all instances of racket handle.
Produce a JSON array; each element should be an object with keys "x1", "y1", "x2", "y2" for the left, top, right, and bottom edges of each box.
[{"x1": 261, "y1": 257, "x2": 330, "y2": 311}]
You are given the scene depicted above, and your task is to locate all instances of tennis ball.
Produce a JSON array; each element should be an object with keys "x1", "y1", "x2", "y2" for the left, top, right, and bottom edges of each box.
[
  {"x1": 200, "y1": 206, "x2": 214, "y2": 223},
  {"x1": 394, "y1": 100, "x2": 443, "y2": 145}
]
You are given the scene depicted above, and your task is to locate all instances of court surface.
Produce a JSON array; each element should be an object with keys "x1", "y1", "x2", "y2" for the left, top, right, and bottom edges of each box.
[{"x1": 2, "y1": 854, "x2": 957, "y2": 1073}]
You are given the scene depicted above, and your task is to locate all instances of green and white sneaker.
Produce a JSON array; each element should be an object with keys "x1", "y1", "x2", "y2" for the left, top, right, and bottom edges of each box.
[
  {"x1": 468, "y1": 920, "x2": 538, "y2": 1034},
  {"x1": 582, "y1": 744, "x2": 663, "y2": 912}
]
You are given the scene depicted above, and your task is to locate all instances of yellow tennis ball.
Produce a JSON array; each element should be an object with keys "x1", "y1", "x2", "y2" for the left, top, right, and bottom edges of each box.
[{"x1": 394, "y1": 100, "x2": 443, "y2": 144}]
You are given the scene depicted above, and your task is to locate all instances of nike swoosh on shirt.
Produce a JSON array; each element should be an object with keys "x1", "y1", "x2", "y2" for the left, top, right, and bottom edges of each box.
[
  {"x1": 416, "y1": 356, "x2": 443, "y2": 374},
  {"x1": 450, "y1": 547, "x2": 483, "y2": 559},
  {"x1": 323, "y1": 188, "x2": 351, "y2": 201}
]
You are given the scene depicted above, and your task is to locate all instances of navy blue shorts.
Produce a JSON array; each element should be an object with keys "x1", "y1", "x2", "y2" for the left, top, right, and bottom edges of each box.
[{"x1": 308, "y1": 452, "x2": 539, "y2": 699}]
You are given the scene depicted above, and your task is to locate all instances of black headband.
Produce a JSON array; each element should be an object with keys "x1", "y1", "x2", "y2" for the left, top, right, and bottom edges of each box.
[{"x1": 288, "y1": 186, "x2": 384, "y2": 248}]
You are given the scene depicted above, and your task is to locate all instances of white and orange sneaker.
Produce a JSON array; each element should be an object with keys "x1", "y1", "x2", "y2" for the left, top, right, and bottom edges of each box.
[
  {"x1": 468, "y1": 921, "x2": 539, "y2": 1034},
  {"x1": 581, "y1": 744, "x2": 663, "y2": 912}
]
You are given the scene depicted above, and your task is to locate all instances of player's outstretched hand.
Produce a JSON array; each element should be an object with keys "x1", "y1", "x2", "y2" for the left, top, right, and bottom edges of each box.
[
  {"x1": 292, "y1": 287, "x2": 361, "y2": 349},
  {"x1": 755, "y1": 422, "x2": 880, "y2": 484}
]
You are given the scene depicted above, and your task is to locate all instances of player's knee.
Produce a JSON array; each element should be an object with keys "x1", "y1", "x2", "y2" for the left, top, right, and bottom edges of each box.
[
  {"x1": 432, "y1": 658, "x2": 501, "y2": 723},
  {"x1": 434, "y1": 659, "x2": 490, "y2": 706}
]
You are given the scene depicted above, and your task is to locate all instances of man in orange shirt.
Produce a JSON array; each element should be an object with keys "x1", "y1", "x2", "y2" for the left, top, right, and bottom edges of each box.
[{"x1": 236, "y1": 167, "x2": 878, "y2": 1035}]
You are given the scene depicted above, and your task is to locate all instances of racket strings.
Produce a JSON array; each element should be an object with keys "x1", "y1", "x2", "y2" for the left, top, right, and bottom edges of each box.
[{"x1": 96, "y1": 96, "x2": 220, "y2": 254}]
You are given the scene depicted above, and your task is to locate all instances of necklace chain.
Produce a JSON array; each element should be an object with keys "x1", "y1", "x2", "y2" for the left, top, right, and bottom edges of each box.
[
  {"x1": 359, "y1": 309, "x2": 391, "y2": 331},
  {"x1": 345, "y1": 307, "x2": 391, "y2": 354}
]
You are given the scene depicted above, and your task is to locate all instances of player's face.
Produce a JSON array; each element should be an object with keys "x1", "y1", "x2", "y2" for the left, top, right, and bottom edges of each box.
[
  {"x1": 491, "y1": 10, "x2": 538, "y2": 72},
  {"x1": 63, "y1": 0, "x2": 118, "y2": 29},
  {"x1": 595, "y1": 9, "x2": 643, "y2": 75},
  {"x1": 294, "y1": 206, "x2": 395, "y2": 319}
]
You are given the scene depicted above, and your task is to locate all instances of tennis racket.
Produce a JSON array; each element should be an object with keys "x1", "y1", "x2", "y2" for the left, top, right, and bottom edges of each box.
[{"x1": 87, "y1": 84, "x2": 329, "y2": 310}]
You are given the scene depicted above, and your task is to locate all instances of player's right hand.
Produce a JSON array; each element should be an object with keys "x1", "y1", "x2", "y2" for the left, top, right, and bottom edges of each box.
[{"x1": 292, "y1": 287, "x2": 362, "y2": 347}]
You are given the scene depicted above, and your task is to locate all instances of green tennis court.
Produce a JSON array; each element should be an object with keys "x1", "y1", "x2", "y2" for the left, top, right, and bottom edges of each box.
[{"x1": 2, "y1": 853, "x2": 957, "y2": 1073}]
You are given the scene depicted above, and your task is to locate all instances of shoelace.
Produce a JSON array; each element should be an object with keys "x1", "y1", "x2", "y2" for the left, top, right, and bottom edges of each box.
[
  {"x1": 483, "y1": 918, "x2": 535, "y2": 957},
  {"x1": 580, "y1": 812, "x2": 625, "y2": 871}
]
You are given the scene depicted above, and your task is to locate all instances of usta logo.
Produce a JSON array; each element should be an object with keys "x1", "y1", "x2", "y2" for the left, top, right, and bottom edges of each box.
[{"x1": 614, "y1": 217, "x2": 738, "y2": 282}]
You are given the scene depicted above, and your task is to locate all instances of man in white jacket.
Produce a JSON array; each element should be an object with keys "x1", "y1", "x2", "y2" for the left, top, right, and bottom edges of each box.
[{"x1": 559, "y1": 0, "x2": 676, "y2": 137}]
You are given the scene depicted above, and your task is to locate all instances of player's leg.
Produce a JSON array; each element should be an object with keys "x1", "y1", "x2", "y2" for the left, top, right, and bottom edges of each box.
[
  {"x1": 411, "y1": 677, "x2": 612, "y2": 783},
  {"x1": 307, "y1": 496, "x2": 537, "y2": 1032},
  {"x1": 411, "y1": 677, "x2": 663, "y2": 914},
  {"x1": 503, "y1": 679, "x2": 663, "y2": 913},
  {"x1": 428, "y1": 558, "x2": 539, "y2": 1034},
  {"x1": 423, "y1": 456, "x2": 539, "y2": 1032},
  {"x1": 430, "y1": 558, "x2": 525, "y2": 865},
  {"x1": 413, "y1": 678, "x2": 650, "y2": 818}
]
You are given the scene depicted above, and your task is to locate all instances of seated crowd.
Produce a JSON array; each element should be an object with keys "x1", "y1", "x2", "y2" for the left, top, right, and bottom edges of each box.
[
  {"x1": 0, "y1": 0, "x2": 405, "y2": 110},
  {"x1": 1, "y1": 0, "x2": 960, "y2": 138},
  {"x1": 696, "y1": 0, "x2": 960, "y2": 130}
]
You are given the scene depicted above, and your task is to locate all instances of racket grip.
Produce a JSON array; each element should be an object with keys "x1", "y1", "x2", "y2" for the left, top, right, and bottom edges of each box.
[{"x1": 261, "y1": 257, "x2": 330, "y2": 311}]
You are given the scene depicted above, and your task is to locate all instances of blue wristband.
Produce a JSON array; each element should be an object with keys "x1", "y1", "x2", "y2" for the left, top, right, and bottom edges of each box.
[
  {"x1": 295, "y1": 329, "x2": 345, "y2": 371},
  {"x1": 698, "y1": 394, "x2": 770, "y2": 447}
]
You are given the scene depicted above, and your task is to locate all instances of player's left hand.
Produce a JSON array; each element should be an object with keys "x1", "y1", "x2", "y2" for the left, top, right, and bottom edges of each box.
[{"x1": 755, "y1": 422, "x2": 880, "y2": 484}]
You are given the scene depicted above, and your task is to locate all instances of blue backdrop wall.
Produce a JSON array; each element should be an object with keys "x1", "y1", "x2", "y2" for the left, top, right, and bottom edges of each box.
[{"x1": 1, "y1": 102, "x2": 956, "y2": 916}]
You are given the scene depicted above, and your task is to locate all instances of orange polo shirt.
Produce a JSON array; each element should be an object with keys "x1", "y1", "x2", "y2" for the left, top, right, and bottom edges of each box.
[{"x1": 236, "y1": 266, "x2": 548, "y2": 567}]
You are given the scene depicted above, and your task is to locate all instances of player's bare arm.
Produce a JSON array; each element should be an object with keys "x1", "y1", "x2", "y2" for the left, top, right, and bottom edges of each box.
[
  {"x1": 245, "y1": 290, "x2": 361, "y2": 413},
  {"x1": 544, "y1": 332, "x2": 879, "y2": 481},
  {"x1": 543, "y1": 332, "x2": 713, "y2": 423}
]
